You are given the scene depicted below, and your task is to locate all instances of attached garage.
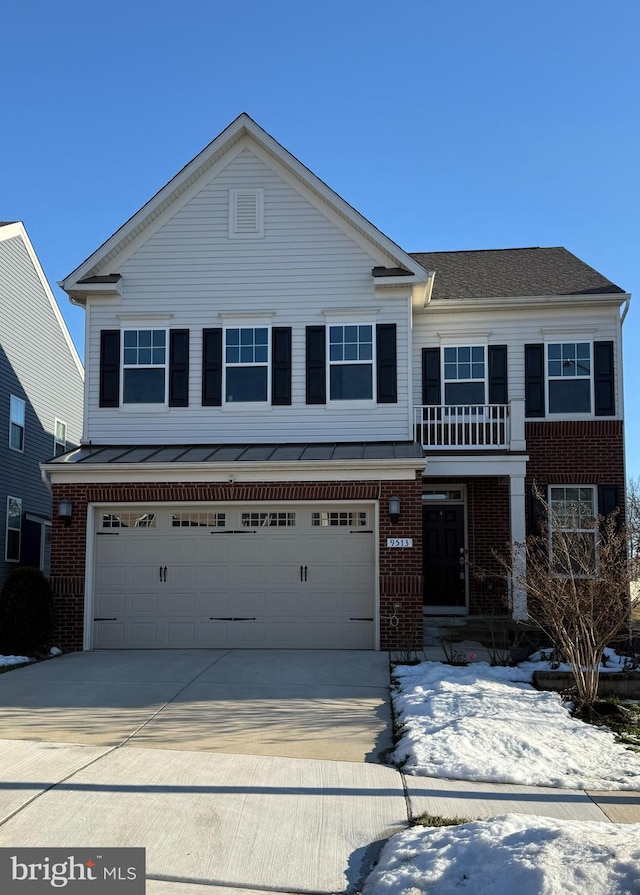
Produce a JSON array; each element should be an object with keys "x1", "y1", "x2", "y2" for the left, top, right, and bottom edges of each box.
[{"x1": 92, "y1": 503, "x2": 376, "y2": 649}]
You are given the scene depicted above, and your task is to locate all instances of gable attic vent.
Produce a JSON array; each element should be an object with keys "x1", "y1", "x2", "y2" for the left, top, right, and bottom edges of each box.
[{"x1": 229, "y1": 188, "x2": 264, "y2": 238}]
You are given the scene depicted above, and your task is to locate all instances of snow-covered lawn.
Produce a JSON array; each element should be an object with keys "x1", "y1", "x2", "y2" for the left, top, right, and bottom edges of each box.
[
  {"x1": 363, "y1": 814, "x2": 640, "y2": 895},
  {"x1": 392, "y1": 660, "x2": 640, "y2": 789},
  {"x1": 365, "y1": 659, "x2": 640, "y2": 895}
]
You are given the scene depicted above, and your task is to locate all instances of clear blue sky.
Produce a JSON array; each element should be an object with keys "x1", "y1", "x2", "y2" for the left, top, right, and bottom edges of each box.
[{"x1": 2, "y1": 1, "x2": 639, "y2": 475}]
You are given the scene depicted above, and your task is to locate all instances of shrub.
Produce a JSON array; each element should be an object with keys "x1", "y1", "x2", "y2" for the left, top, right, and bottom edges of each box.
[{"x1": 0, "y1": 566, "x2": 54, "y2": 654}]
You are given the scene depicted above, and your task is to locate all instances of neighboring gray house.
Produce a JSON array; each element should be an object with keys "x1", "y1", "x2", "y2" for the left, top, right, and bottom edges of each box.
[{"x1": 0, "y1": 222, "x2": 84, "y2": 585}]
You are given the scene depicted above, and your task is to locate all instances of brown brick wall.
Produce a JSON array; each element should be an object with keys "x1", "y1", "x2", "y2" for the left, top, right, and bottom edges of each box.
[
  {"x1": 525, "y1": 420, "x2": 626, "y2": 525},
  {"x1": 51, "y1": 474, "x2": 424, "y2": 653}
]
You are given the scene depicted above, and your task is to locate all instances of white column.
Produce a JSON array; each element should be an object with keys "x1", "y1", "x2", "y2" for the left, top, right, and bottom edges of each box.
[
  {"x1": 510, "y1": 473, "x2": 528, "y2": 620},
  {"x1": 509, "y1": 397, "x2": 526, "y2": 451}
]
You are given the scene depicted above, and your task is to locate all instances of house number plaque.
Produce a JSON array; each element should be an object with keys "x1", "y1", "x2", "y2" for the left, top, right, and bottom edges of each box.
[{"x1": 386, "y1": 538, "x2": 413, "y2": 548}]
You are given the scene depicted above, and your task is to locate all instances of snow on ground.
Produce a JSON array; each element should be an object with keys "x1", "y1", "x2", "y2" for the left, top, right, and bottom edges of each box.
[
  {"x1": 362, "y1": 814, "x2": 640, "y2": 895},
  {"x1": 0, "y1": 655, "x2": 31, "y2": 667},
  {"x1": 392, "y1": 661, "x2": 640, "y2": 789}
]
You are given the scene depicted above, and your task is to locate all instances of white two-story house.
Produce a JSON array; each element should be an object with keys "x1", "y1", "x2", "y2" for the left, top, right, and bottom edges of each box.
[{"x1": 43, "y1": 114, "x2": 629, "y2": 652}]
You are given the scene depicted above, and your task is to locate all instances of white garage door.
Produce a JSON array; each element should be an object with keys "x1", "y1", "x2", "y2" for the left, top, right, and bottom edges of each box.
[{"x1": 92, "y1": 504, "x2": 375, "y2": 649}]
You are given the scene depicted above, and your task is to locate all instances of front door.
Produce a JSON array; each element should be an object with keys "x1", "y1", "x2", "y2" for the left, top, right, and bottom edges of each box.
[{"x1": 422, "y1": 504, "x2": 466, "y2": 608}]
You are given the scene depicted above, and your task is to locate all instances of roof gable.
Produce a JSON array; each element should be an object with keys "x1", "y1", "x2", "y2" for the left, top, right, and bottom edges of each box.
[{"x1": 62, "y1": 114, "x2": 427, "y2": 295}]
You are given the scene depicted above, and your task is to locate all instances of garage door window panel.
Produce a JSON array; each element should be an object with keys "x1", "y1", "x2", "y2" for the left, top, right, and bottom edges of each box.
[
  {"x1": 101, "y1": 512, "x2": 157, "y2": 529},
  {"x1": 241, "y1": 512, "x2": 296, "y2": 527}
]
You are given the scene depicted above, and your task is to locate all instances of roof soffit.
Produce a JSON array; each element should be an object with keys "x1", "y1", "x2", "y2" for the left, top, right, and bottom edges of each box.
[{"x1": 62, "y1": 114, "x2": 427, "y2": 291}]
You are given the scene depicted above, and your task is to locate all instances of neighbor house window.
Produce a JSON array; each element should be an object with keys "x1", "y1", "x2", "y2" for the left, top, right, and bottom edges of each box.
[
  {"x1": 5, "y1": 496, "x2": 22, "y2": 562},
  {"x1": 443, "y1": 346, "x2": 485, "y2": 405},
  {"x1": 328, "y1": 325, "x2": 373, "y2": 400},
  {"x1": 225, "y1": 327, "x2": 269, "y2": 402},
  {"x1": 9, "y1": 396, "x2": 25, "y2": 451},
  {"x1": 122, "y1": 329, "x2": 167, "y2": 404},
  {"x1": 54, "y1": 419, "x2": 67, "y2": 456},
  {"x1": 549, "y1": 486, "x2": 597, "y2": 575},
  {"x1": 547, "y1": 342, "x2": 591, "y2": 413}
]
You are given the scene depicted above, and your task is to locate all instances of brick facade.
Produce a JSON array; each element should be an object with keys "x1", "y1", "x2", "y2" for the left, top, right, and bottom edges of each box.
[
  {"x1": 50, "y1": 473, "x2": 424, "y2": 653},
  {"x1": 525, "y1": 420, "x2": 626, "y2": 522}
]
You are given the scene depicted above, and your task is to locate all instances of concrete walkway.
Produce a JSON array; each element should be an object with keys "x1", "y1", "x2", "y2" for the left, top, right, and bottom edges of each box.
[{"x1": 0, "y1": 649, "x2": 637, "y2": 894}]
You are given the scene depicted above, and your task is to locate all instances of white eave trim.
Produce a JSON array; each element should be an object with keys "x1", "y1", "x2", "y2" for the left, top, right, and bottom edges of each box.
[
  {"x1": 418, "y1": 292, "x2": 630, "y2": 314},
  {"x1": 42, "y1": 456, "x2": 425, "y2": 485}
]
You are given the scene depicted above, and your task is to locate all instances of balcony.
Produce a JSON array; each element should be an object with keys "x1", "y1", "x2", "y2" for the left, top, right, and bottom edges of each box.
[{"x1": 414, "y1": 398, "x2": 525, "y2": 451}]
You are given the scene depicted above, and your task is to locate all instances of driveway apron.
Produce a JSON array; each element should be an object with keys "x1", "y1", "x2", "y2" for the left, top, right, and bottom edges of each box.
[{"x1": 0, "y1": 650, "x2": 403, "y2": 893}]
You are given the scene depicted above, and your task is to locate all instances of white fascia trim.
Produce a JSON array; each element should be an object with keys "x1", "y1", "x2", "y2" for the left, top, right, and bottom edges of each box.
[
  {"x1": 1, "y1": 223, "x2": 85, "y2": 380},
  {"x1": 43, "y1": 458, "x2": 425, "y2": 485},
  {"x1": 424, "y1": 454, "x2": 529, "y2": 478},
  {"x1": 420, "y1": 293, "x2": 630, "y2": 315}
]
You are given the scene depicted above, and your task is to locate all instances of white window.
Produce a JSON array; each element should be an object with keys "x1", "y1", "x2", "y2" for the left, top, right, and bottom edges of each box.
[
  {"x1": 225, "y1": 327, "x2": 269, "y2": 403},
  {"x1": 122, "y1": 329, "x2": 167, "y2": 404},
  {"x1": 101, "y1": 512, "x2": 157, "y2": 529},
  {"x1": 241, "y1": 512, "x2": 296, "y2": 527},
  {"x1": 311, "y1": 511, "x2": 368, "y2": 527},
  {"x1": 328, "y1": 324, "x2": 374, "y2": 400},
  {"x1": 549, "y1": 486, "x2": 597, "y2": 575},
  {"x1": 229, "y1": 189, "x2": 264, "y2": 238},
  {"x1": 9, "y1": 396, "x2": 25, "y2": 451},
  {"x1": 443, "y1": 346, "x2": 486, "y2": 405},
  {"x1": 54, "y1": 419, "x2": 67, "y2": 456},
  {"x1": 547, "y1": 342, "x2": 591, "y2": 414},
  {"x1": 5, "y1": 496, "x2": 22, "y2": 562}
]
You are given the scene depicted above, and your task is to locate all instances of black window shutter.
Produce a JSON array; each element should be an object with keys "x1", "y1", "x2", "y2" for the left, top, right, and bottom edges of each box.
[
  {"x1": 306, "y1": 326, "x2": 326, "y2": 404},
  {"x1": 422, "y1": 347, "x2": 441, "y2": 404},
  {"x1": 525, "y1": 344, "x2": 545, "y2": 418},
  {"x1": 169, "y1": 329, "x2": 189, "y2": 407},
  {"x1": 202, "y1": 328, "x2": 222, "y2": 407},
  {"x1": 526, "y1": 483, "x2": 548, "y2": 536},
  {"x1": 594, "y1": 340, "x2": 615, "y2": 416},
  {"x1": 99, "y1": 330, "x2": 120, "y2": 408},
  {"x1": 488, "y1": 345, "x2": 508, "y2": 405},
  {"x1": 272, "y1": 327, "x2": 292, "y2": 406},
  {"x1": 598, "y1": 484, "x2": 621, "y2": 530},
  {"x1": 376, "y1": 324, "x2": 397, "y2": 403}
]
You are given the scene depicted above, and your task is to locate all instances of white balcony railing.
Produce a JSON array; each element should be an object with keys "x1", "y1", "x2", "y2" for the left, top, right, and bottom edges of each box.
[{"x1": 414, "y1": 400, "x2": 525, "y2": 450}]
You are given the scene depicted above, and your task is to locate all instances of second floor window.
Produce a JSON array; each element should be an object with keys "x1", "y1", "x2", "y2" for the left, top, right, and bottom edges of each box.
[
  {"x1": 54, "y1": 420, "x2": 67, "y2": 456},
  {"x1": 547, "y1": 342, "x2": 591, "y2": 413},
  {"x1": 9, "y1": 396, "x2": 25, "y2": 451},
  {"x1": 329, "y1": 325, "x2": 373, "y2": 400},
  {"x1": 443, "y1": 346, "x2": 485, "y2": 405},
  {"x1": 225, "y1": 327, "x2": 269, "y2": 402},
  {"x1": 123, "y1": 329, "x2": 167, "y2": 404}
]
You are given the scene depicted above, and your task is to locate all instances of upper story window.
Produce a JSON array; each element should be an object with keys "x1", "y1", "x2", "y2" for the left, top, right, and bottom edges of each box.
[
  {"x1": 329, "y1": 325, "x2": 373, "y2": 400},
  {"x1": 547, "y1": 342, "x2": 591, "y2": 413},
  {"x1": 122, "y1": 329, "x2": 167, "y2": 404},
  {"x1": 5, "y1": 496, "x2": 22, "y2": 562},
  {"x1": 9, "y1": 396, "x2": 25, "y2": 451},
  {"x1": 443, "y1": 346, "x2": 486, "y2": 405},
  {"x1": 54, "y1": 419, "x2": 67, "y2": 456},
  {"x1": 229, "y1": 189, "x2": 264, "y2": 238},
  {"x1": 225, "y1": 327, "x2": 270, "y2": 402}
]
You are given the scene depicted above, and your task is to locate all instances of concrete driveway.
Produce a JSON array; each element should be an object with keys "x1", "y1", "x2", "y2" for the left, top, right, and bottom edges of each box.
[
  {"x1": 0, "y1": 649, "x2": 393, "y2": 761},
  {"x1": 0, "y1": 650, "x2": 405, "y2": 894}
]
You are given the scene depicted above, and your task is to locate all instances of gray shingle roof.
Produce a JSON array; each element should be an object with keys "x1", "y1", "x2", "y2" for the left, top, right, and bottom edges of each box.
[{"x1": 410, "y1": 247, "x2": 625, "y2": 300}]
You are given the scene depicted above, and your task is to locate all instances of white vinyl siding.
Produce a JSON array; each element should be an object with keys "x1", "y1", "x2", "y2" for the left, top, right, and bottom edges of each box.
[
  {"x1": 84, "y1": 149, "x2": 410, "y2": 443},
  {"x1": 411, "y1": 306, "x2": 621, "y2": 418}
]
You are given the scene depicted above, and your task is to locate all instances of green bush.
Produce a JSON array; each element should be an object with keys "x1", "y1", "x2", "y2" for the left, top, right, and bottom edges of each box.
[{"x1": 0, "y1": 566, "x2": 54, "y2": 654}]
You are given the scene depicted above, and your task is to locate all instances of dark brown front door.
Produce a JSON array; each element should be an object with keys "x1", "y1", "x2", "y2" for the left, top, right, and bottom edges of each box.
[{"x1": 422, "y1": 504, "x2": 466, "y2": 607}]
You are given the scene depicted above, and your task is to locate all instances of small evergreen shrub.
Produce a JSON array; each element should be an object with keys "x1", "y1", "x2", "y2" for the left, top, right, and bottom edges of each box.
[{"x1": 0, "y1": 566, "x2": 54, "y2": 654}]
